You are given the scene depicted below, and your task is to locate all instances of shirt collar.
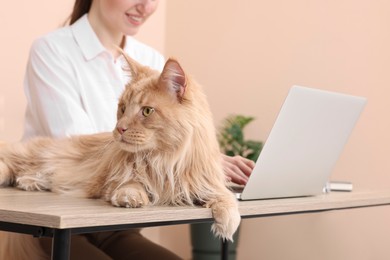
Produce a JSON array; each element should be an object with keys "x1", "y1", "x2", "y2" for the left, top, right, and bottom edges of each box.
[{"x1": 71, "y1": 14, "x2": 106, "y2": 61}]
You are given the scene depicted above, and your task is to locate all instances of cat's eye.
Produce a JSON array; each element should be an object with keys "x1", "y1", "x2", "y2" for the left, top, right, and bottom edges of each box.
[{"x1": 142, "y1": 106, "x2": 155, "y2": 117}]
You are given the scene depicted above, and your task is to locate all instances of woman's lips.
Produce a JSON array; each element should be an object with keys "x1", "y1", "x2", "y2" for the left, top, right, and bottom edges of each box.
[{"x1": 126, "y1": 13, "x2": 143, "y2": 26}]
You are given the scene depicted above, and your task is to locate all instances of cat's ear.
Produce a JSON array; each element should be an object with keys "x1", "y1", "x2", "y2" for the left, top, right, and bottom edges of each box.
[
  {"x1": 117, "y1": 47, "x2": 143, "y2": 82},
  {"x1": 159, "y1": 58, "x2": 187, "y2": 102}
]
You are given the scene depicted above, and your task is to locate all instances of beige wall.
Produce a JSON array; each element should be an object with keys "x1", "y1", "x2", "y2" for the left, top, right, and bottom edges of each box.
[
  {"x1": 2, "y1": 1, "x2": 390, "y2": 259},
  {"x1": 0, "y1": 1, "x2": 73, "y2": 141},
  {"x1": 164, "y1": 1, "x2": 390, "y2": 259}
]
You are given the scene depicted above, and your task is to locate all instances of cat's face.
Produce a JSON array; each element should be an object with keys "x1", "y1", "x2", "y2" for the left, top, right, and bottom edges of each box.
[{"x1": 113, "y1": 56, "x2": 188, "y2": 153}]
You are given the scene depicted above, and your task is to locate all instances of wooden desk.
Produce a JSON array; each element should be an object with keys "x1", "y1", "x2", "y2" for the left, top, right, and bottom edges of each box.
[{"x1": 1, "y1": 188, "x2": 390, "y2": 260}]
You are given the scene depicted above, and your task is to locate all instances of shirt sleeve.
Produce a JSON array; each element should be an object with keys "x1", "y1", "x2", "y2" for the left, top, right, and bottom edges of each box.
[{"x1": 23, "y1": 37, "x2": 96, "y2": 139}]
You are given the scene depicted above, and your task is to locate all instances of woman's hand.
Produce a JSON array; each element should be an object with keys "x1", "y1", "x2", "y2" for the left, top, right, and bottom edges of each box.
[{"x1": 221, "y1": 154, "x2": 255, "y2": 185}]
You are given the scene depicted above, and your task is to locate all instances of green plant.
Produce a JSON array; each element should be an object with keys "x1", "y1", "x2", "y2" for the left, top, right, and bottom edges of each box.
[{"x1": 218, "y1": 115, "x2": 263, "y2": 161}]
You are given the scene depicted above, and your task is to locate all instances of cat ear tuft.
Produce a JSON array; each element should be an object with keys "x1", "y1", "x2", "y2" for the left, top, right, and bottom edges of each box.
[
  {"x1": 116, "y1": 47, "x2": 141, "y2": 82},
  {"x1": 160, "y1": 58, "x2": 187, "y2": 102}
]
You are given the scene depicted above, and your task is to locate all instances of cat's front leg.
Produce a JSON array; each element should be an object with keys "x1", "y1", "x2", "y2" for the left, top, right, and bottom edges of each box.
[
  {"x1": 110, "y1": 182, "x2": 150, "y2": 208},
  {"x1": 205, "y1": 191, "x2": 241, "y2": 242}
]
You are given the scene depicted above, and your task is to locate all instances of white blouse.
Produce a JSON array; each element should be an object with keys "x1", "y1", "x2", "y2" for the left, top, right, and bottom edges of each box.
[{"x1": 22, "y1": 14, "x2": 165, "y2": 140}]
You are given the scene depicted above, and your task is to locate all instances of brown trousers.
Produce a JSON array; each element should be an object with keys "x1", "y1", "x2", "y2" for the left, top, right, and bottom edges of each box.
[{"x1": 39, "y1": 229, "x2": 182, "y2": 260}]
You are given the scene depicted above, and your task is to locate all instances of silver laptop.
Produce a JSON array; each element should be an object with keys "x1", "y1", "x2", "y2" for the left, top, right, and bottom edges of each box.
[{"x1": 236, "y1": 85, "x2": 367, "y2": 200}]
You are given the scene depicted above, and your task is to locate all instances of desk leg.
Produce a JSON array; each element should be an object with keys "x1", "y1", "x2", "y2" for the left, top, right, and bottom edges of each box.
[
  {"x1": 221, "y1": 239, "x2": 228, "y2": 260},
  {"x1": 52, "y1": 229, "x2": 71, "y2": 260}
]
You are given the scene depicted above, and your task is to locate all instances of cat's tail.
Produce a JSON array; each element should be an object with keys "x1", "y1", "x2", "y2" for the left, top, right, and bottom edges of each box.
[{"x1": 0, "y1": 232, "x2": 48, "y2": 260}]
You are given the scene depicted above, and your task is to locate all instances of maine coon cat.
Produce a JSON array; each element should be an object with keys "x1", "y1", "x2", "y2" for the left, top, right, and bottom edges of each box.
[{"x1": 0, "y1": 53, "x2": 240, "y2": 259}]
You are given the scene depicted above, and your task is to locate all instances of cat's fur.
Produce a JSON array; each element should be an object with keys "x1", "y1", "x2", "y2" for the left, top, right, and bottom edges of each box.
[{"x1": 0, "y1": 54, "x2": 240, "y2": 259}]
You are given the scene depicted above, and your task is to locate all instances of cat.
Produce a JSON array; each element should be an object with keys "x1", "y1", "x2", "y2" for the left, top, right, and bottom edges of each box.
[{"x1": 0, "y1": 53, "x2": 240, "y2": 259}]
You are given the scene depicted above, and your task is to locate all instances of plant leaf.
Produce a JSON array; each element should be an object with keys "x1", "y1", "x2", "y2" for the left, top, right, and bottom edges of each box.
[{"x1": 218, "y1": 114, "x2": 263, "y2": 160}]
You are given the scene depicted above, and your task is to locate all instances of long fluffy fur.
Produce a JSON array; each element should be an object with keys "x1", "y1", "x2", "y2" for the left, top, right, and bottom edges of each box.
[{"x1": 0, "y1": 56, "x2": 240, "y2": 259}]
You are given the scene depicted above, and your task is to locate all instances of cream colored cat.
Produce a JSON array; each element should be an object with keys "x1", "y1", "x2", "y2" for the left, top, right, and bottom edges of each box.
[{"x1": 0, "y1": 54, "x2": 240, "y2": 259}]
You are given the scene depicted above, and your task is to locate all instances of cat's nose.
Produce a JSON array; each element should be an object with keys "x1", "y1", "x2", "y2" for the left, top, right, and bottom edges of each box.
[{"x1": 117, "y1": 126, "x2": 128, "y2": 135}]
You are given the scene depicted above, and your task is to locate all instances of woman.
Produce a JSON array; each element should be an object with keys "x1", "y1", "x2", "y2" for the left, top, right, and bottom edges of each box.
[{"x1": 23, "y1": 0, "x2": 254, "y2": 258}]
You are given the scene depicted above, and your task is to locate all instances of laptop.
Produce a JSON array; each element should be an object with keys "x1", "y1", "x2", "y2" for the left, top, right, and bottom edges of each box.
[{"x1": 235, "y1": 85, "x2": 367, "y2": 200}]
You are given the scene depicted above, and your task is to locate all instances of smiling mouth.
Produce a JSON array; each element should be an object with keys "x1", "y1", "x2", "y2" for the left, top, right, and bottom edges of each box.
[{"x1": 126, "y1": 13, "x2": 143, "y2": 25}]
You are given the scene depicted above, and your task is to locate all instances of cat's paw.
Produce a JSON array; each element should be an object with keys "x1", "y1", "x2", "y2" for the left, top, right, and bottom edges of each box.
[
  {"x1": 209, "y1": 201, "x2": 241, "y2": 242},
  {"x1": 16, "y1": 175, "x2": 51, "y2": 191},
  {"x1": 0, "y1": 161, "x2": 11, "y2": 186},
  {"x1": 110, "y1": 185, "x2": 149, "y2": 208}
]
